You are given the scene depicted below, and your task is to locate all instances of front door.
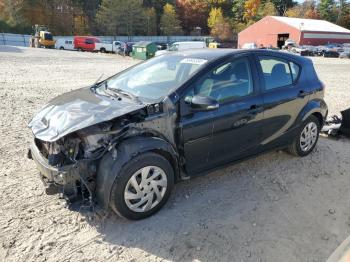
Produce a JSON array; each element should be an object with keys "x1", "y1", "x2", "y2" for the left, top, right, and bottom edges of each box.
[{"x1": 179, "y1": 54, "x2": 264, "y2": 175}]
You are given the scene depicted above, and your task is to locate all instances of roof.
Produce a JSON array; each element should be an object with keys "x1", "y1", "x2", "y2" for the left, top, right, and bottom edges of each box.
[
  {"x1": 171, "y1": 49, "x2": 238, "y2": 60},
  {"x1": 270, "y1": 16, "x2": 350, "y2": 33},
  {"x1": 167, "y1": 49, "x2": 309, "y2": 64}
]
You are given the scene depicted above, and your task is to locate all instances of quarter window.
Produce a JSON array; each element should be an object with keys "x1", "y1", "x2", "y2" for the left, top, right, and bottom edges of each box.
[
  {"x1": 258, "y1": 57, "x2": 293, "y2": 90},
  {"x1": 192, "y1": 58, "x2": 253, "y2": 102},
  {"x1": 289, "y1": 61, "x2": 300, "y2": 81}
]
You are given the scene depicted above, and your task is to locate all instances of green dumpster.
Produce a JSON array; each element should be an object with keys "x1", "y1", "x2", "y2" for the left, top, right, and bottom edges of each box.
[{"x1": 132, "y1": 41, "x2": 157, "y2": 60}]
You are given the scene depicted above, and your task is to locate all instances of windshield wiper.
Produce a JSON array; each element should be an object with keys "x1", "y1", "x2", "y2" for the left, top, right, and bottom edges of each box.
[
  {"x1": 90, "y1": 74, "x2": 104, "y2": 91},
  {"x1": 107, "y1": 87, "x2": 141, "y2": 103}
]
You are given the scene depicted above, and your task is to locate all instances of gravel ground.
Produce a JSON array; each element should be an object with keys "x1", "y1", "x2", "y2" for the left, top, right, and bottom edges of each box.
[{"x1": 0, "y1": 46, "x2": 350, "y2": 262}]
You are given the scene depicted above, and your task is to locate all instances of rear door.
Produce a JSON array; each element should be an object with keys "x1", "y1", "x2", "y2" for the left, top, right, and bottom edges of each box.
[{"x1": 255, "y1": 54, "x2": 310, "y2": 151}]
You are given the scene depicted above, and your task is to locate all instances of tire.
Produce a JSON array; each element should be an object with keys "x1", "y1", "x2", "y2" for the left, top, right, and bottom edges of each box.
[
  {"x1": 287, "y1": 115, "x2": 320, "y2": 157},
  {"x1": 59, "y1": 46, "x2": 64, "y2": 50},
  {"x1": 100, "y1": 48, "x2": 106, "y2": 53},
  {"x1": 110, "y1": 152, "x2": 174, "y2": 220}
]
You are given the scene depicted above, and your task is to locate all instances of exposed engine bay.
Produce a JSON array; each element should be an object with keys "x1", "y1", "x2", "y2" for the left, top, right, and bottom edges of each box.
[{"x1": 36, "y1": 123, "x2": 113, "y2": 167}]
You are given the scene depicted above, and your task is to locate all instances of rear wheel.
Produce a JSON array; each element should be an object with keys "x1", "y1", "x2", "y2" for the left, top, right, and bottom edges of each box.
[
  {"x1": 59, "y1": 46, "x2": 64, "y2": 50},
  {"x1": 100, "y1": 48, "x2": 106, "y2": 53},
  {"x1": 110, "y1": 152, "x2": 174, "y2": 220},
  {"x1": 288, "y1": 115, "x2": 320, "y2": 157}
]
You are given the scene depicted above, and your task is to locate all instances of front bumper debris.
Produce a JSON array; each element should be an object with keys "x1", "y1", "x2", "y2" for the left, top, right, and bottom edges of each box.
[
  {"x1": 29, "y1": 140, "x2": 79, "y2": 185},
  {"x1": 29, "y1": 141, "x2": 95, "y2": 201},
  {"x1": 321, "y1": 108, "x2": 350, "y2": 138}
]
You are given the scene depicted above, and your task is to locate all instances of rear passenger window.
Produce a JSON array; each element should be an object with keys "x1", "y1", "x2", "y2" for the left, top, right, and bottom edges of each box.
[{"x1": 258, "y1": 57, "x2": 293, "y2": 90}]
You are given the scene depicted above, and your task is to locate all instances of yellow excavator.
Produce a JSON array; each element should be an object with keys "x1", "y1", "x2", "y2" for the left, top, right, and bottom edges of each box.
[{"x1": 29, "y1": 25, "x2": 56, "y2": 48}]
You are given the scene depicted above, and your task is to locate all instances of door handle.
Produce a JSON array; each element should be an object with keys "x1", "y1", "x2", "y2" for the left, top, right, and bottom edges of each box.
[
  {"x1": 248, "y1": 105, "x2": 263, "y2": 115},
  {"x1": 298, "y1": 90, "x2": 311, "y2": 98}
]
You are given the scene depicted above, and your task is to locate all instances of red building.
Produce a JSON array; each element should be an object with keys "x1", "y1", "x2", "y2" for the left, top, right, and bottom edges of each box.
[{"x1": 238, "y1": 16, "x2": 350, "y2": 48}]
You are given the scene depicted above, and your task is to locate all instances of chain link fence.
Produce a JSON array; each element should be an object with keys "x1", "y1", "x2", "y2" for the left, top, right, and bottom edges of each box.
[
  {"x1": 0, "y1": 33, "x2": 208, "y2": 48},
  {"x1": 0, "y1": 33, "x2": 31, "y2": 46}
]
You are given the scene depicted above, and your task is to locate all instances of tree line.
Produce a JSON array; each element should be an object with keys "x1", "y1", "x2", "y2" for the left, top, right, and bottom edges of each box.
[{"x1": 0, "y1": 0, "x2": 349, "y2": 40}]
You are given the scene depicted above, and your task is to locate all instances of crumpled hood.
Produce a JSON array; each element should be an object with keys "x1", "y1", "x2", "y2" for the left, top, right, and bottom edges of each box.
[{"x1": 28, "y1": 87, "x2": 145, "y2": 142}]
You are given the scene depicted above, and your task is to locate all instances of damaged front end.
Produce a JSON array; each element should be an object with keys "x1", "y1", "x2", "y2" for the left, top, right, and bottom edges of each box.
[
  {"x1": 27, "y1": 86, "x2": 156, "y2": 206},
  {"x1": 28, "y1": 122, "x2": 120, "y2": 203},
  {"x1": 27, "y1": 85, "x2": 178, "y2": 211}
]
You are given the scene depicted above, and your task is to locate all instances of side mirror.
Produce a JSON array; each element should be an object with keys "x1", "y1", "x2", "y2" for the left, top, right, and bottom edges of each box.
[{"x1": 187, "y1": 95, "x2": 219, "y2": 111}]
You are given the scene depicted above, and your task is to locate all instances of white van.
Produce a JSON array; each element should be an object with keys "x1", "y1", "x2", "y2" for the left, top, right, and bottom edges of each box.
[
  {"x1": 55, "y1": 39, "x2": 75, "y2": 51},
  {"x1": 155, "y1": 41, "x2": 206, "y2": 56},
  {"x1": 241, "y1": 43, "x2": 257, "y2": 49}
]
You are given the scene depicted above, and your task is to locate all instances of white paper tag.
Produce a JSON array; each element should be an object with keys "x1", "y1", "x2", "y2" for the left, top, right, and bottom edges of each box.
[{"x1": 180, "y1": 58, "x2": 207, "y2": 65}]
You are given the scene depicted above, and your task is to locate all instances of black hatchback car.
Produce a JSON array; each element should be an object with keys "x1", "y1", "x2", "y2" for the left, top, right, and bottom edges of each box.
[{"x1": 28, "y1": 49, "x2": 328, "y2": 220}]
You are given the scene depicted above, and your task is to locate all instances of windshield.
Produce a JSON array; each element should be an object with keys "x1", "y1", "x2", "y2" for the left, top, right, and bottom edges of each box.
[
  {"x1": 44, "y1": 33, "x2": 53, "y2": 41},
  {"x1": 169, "y1": 44, "x2": 179, "y2": 51},
  {"x1": 101, "y1": 55, "x2": 207, "y2": 101}
]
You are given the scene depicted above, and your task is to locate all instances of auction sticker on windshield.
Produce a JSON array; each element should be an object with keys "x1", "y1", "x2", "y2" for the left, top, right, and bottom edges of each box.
[{"x1": 180, "y1": 58, "x2": 208, "y2": 65}]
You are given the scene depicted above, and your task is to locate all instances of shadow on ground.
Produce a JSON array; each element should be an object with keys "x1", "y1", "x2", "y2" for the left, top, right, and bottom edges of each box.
[{"x1": 74, "y1": 138, "x2": 350, "y2": 262}]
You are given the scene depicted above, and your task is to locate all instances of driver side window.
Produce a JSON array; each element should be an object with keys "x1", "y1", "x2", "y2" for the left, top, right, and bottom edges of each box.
[{"x1": 189, "y1": 58, "x2": 253, "y2": 103}]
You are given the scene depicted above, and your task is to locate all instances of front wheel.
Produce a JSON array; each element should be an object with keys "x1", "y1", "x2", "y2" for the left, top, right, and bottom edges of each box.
[
  {"x1": 110, "y1": 152, "x2": 174, "y2": 220},
  {"x1": 288, "y1": 115, "x2": 320, "y2": 157}
]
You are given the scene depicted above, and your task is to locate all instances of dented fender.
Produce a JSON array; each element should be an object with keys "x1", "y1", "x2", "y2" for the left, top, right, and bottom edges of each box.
[{"x1": 96, "y1": 136, "x2": 179, "y2": 210}]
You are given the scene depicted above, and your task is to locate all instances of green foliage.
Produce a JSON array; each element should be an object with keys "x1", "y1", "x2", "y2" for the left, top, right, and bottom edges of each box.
[
  {"x1": 96, "y1": 0, "x2": 147, "y2": 36},
  {"x1": 145, "y1": 7, "x2": 157, "y2": 36},
  {"x1": 336, "y1": 0, "x2": 350, "y2": 28},
  {"x1": 0, "y1": 0, "x2": 350, "y2": 36},
  {"x1": 160, "y1": 3, "x2": 183, "y2": 35},
  {"x1": 270, "y1": 0, "x2": 295, "y2": 16},
  {"x1": 208, "y1": 7, "x2": 223, "y2": 29},
  {"x1": 319, "y1": 0, "x2": 337, "y2": 22},
  {"x1": 208, "y1": 7, "x2": 233, "y2": 41},
  {"x1": 232, "y1": 0, "x2": 246, "y2": 23},
  {"x1": 258, "y1": 1, "x2": 277, "y2": 18},
  {"x1": 286, "y1": 0, "x2": 318, "y2": 18}
]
